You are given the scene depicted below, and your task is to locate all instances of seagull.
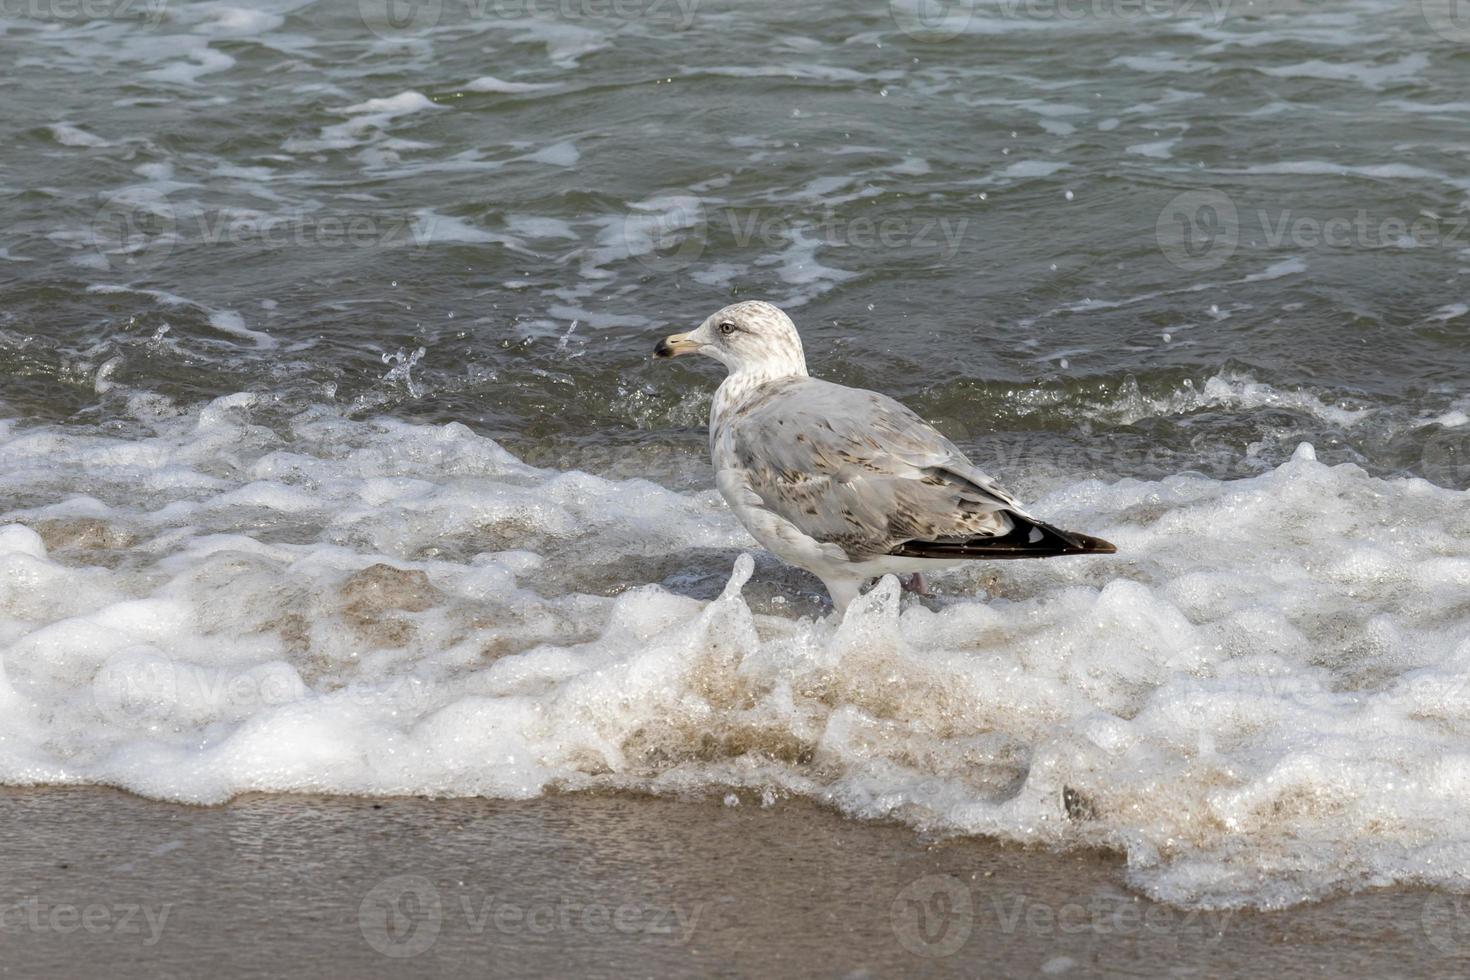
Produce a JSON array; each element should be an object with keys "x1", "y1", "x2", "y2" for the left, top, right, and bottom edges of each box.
[{"x1": 654, "y1": 300, "x2": 1116, "y2": 614}]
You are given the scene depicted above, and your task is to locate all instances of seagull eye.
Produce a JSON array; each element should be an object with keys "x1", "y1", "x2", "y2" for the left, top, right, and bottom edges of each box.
[{"x1": 718, "y1": 321, "x2": 736, "y2": 335}]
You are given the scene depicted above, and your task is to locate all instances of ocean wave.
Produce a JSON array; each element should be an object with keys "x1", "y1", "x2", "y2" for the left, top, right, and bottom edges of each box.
[
  {"x1": 1067, "y1": 372, "x2": 1374, "y2": 429},
  {"x1": 2, "y1": 397, "x2": 1469, "y2": 910}
]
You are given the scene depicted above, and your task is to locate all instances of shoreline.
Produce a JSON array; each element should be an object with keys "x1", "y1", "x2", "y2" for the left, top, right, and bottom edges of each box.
[{"x1": 0, "y1": 786, "x2": 1465, "y2": 977}]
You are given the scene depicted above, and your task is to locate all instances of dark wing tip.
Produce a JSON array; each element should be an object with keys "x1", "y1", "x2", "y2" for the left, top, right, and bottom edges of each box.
[
  {"x1": 1069, "y1": 532, "x2": 1117, "y2": 555},
  {"x1": 889, "y1": 520, "x2": 1118, "y2": 561}
]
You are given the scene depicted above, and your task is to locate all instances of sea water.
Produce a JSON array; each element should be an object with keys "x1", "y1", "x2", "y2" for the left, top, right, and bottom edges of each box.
[{"x1": 2, "y1": 0, "x2": 1470, "y2": 910}]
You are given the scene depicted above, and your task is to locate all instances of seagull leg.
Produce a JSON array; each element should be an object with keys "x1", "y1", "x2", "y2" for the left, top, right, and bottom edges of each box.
[
  {"x1": 900, "y1": 572, "x2": 932, "y2": 597},
  {"x1": 820, "y1": 577, "x2": 862, "y2": 618}
]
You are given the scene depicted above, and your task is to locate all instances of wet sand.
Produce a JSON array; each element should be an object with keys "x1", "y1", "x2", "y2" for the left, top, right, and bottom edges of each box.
[{"x1": 0, "y1": 787, "x2": 1465, "y2": 978}]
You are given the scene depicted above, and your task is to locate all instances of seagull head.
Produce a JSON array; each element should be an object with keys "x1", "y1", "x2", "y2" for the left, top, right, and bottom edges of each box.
[{"x1": 654, "y1": 300, "x2": 808, "y2": 378}]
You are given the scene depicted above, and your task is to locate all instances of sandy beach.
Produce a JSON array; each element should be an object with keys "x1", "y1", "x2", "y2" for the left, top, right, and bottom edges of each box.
[{"x1": 1, "y1": 787, "x2": 1465, "y2": 978}]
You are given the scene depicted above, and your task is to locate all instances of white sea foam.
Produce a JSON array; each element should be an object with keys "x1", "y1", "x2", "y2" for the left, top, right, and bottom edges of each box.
[
  {"x1": 1018, "y1": 258, "x2": 1308, "y2": 329},
  {"x1": 340, "y1": 91, "x2": 440, "y2": 117},
  {"x1": 409, "y1": 210, "x2": 528, "y2": 251},
  {"x1": 506, "y1": 215, "x2": 578, "y2": 240},
  {"x1": 47, "y1": 123, "x2": 110, "y2": 148},
  {"x1": 83, "y1": 286, "x2": 278, "y2": 352},
  {"x1": 1110, "y1": 53, "x2": 1211, "y2": 75},
  {"x1": 206, "y1": 309, "x2": 275, "y2": 350},
  {"x1": 1382, "y1": 100, "x2": 1470, "y2": 115},
  {"x1": 988, "y1": 160, "x2": 1069, "y2": 182},
  {"x1": 143, "y1": 43, "x2": 236, "y2": 85},
  {"x1": 2, "y1": 398, "x2": 1469, "y2": 910},
  {"x1": 285, "y1": 90, "x2": 446, "y2": 152},
  {"x1": 193, "y1": 6, "x2": 286, "y2": 37},
  {"x1": 464, "y1": 76, "x2": 558, "y2": 94},
  {"x1": 891, "y1": 156, "x2": 931, "y2": 175},
  {"x1": 1223, "y1": 161, "x2": 1470, "y2": 198},
  {"x1": 522, "y1": 140, "x2": 579, "y2": 167},
  {"x1": 502, "y1": 20, "x2": 609, "y2": 67},
  {"x1": 1126, "y1": 138, "x2": 1180, "y2": 159},
  {"x1": 1058, "y1": 372, "x2": 1373, "y2": 429},
  {"x1": 1257, "y1": 53, "x2": 1428, "y2": 90},
  {"x1": 700, "y1": 64, "x2": 902, "y2": 83}
]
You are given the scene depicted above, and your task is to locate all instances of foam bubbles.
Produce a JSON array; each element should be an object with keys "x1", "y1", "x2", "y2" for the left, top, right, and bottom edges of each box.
[
  {"x1": 2, "y1": 398, "x2": 1470, "y2": 909},
  {"x1": 465, "y1": 76, "x2": 558, "y2": 94},
  {"x1": 0, "y1": 524, "x2": 47, "y2": 559},
  {"x1": 47, "y1": 123, "x2": 110, "y2": 148}
]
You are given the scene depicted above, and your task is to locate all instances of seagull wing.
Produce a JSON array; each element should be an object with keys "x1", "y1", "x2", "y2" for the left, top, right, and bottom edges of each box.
[{"x1": 721, "y1": 377, "x2": 1102, "y2": 562}]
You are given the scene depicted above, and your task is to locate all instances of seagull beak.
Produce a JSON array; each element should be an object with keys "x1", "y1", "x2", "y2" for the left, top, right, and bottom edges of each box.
[{"x1": 654, "y1": 332, "x2": 701, "y2": 358}]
